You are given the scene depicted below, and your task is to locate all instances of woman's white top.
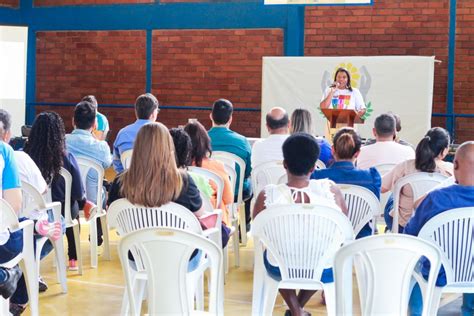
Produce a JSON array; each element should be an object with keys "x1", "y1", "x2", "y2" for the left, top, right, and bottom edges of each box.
[
  {"x1": 322, "y1": 87, "x2": 366, "y2": 111},
  {"x1": 264, "y1": 179, "x2": 337, "y2": 208}
]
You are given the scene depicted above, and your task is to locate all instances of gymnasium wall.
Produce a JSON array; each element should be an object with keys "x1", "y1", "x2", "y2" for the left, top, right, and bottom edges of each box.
[{"x1": 1, "y1": 0, "x2": 472, "y2": 143}]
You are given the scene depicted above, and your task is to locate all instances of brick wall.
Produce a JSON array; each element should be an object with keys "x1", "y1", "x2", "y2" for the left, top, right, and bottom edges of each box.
[
  {"x1": 35, "y1": 30, "x2": 147, "y2": 144},
  {"x1": 0, "y1": 0, "x2": 18, "y2": 8},
  {"x1": 454, "y1": 1, "x2": 474, "y2": 142},
  {"x1": 151, "y1": 29, "x2": 283, "y2": 136},
  {"x1": 35, "y1": 28, "x2": 283, "y2": 144}
]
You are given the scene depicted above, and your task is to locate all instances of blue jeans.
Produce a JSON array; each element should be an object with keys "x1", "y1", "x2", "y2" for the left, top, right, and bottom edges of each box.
[{"x1": 0, "y1": 217, "x2": 55, "y2": 305}]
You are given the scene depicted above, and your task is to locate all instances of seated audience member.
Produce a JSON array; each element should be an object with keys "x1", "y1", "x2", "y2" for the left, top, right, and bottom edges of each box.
[
  {"x1": 66, "y1": 101, "x2": 112, "y2": 247},
  {"x1": 404, "y1": 141, "x2": 474, "y2": 316},
  {"x1": 253, "y1": 133, "x2": 347, "y2": 316},
  {"x1": 365, "y1": 112, "x2": 413, "y2": 148},
  {"x1": 357, "y1": 113, "x2": 415, "y2": 169},
  {"x1": 251, "y1": 107, "x2": 289, "y2": 168},
  {"x1": 208, "y1": 99, "x2": 252, "y2": 230},
  {"x1": 0, "y1": 140, "x2": 58, "y2": 315},
  {"x1": 108, "y1": 122, "x2": 203, "y2": 216},
  {"x1": 382, "y1": 127, "x2": 453, "y2": 232},
  {"x1": 0, "y1": 141, "x2": 24, "y2": 312},
  {"x1": 290, "y1": 108, "x2": 333, "y2": 167},
  {"x1": 169, "y1": 127, "x2": 213, "y2": 203},
  {"x1": 113, "y1": 93, "x2": 159, "y2": 173},
  {"x1": 185, "y1": 121, "x2": 234, "y2": 225},
  {"x1": 311, "y1": 127, "x2": 381, "y2": 238},
  {"x1": 81, "y1": 95, "x2": 109, "y2": 141},
  {"x1": 0, "y1": 109, "x2": 47, "y2": 194},
  {"x1": 24, "y1": 112, "x2": 86, "y2": 271}
]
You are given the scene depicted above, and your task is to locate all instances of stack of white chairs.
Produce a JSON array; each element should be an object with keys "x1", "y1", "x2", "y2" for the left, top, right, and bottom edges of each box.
[
  {"x1": 118, "y1": 227, "x2": 223, "y2": 315},
  {"x1": 414, "y1": 207, "x2": 474, "y2": 315},
  {"x1": 337, "y1": 184, "x2": 381, "y2": 236},
  {"x1": 0, "y1": 199, "x2": 38, "y2": 316},
  {"x1": 75, "y1": 157, "x2": 111, "y2": 267},
  {"x1": 391, "y1": 172, "x2": 448, "y2": 232},
  {"x1": 334, "y1": 234, "x2": 442, "y2": 316},
  {"x1": 108, "y1": 199, "x2": 222, "y2": 315},
  {"x1": 20, "y1": 181, "x2": 68, "y2": 293},
  {"x1": 212, "y1": 151, "x2": 248, "y2": 245},
  {"x1": 251, "y1": 203, "x2": 353, "y2": 316},
  {"x1": 189, "y1": 166, "x2": 239, "y2": 269}
]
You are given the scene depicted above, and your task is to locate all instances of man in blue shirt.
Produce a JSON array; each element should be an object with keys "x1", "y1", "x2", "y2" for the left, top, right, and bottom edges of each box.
[
  {"x1": 113, "y1": 93, "x2": 159, "y2": 173},
  {"x1": 208, "y1": 99, "x2": 252, "y2": 229},
  {"x1": 404, "y1": 141, "x2": 474, "y2": 316}
]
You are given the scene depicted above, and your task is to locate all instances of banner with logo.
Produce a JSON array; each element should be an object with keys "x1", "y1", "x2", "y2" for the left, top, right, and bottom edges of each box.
[{"x1": 261, "y1": 56, "x2": 435, "y2": 146}]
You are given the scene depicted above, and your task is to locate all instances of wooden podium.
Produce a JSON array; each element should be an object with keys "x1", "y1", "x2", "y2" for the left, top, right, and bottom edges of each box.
[{"x1": 321, "y1": 108, "x2": 365, "y2": 141}]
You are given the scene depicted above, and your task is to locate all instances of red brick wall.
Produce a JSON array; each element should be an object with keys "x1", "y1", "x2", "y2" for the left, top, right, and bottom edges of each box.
[
  {"x1": 35, "y1": 0, "x2": 151, "y2": 6},
  {"x1": 35, "y1": 28, "x2": 283, "y2": 144},
  {"x1": 454, "y1": 1, "x2": 474, "y2": 142},
  {"x1": 0, "y1": 0, "x2": 18, "y2": 8},
  {"x1": 305, "y1": 0, "x2": 474, "y2": 141},
  {"x1": 151, "y1": 29, "x2": 284, "y2": 136}
]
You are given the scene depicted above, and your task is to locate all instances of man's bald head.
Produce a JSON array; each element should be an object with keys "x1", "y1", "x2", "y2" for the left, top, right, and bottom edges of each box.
[
  {"x1": 454, "y1": 141, "x2": 474, "y2": 186},
  {"x1": 266, "y1": 107, "x2": 289, "y2": 134}
]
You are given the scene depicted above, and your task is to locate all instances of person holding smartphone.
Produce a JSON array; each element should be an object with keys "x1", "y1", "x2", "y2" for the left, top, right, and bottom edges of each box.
[{"x1": 320, "y1": 67, "x2": 366, "y2": 118}]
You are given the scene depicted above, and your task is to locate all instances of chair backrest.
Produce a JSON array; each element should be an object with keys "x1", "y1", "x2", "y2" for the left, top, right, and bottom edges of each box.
[
  {"x1": 121, "y1": 149, "x2": 133, "y2": 170},
  {"x1": 20, "y1": 180, "x2": 47, "y2": 218},
  {"x1": 315, "y1": 159, "x2": 326, "y2": 170},
  {"x1": 252, "y1": 204, "x2": 353, "y2": 284},
  {"x1": 373, "y1": 163, "x2": 396, "y2": 176},
  {"x1": 334, "y1": 234, "x2": 442, "y2": 316},
  {"x1": 118, "y1": 227, "x2": 223, "y2": 316},
  {"x1": 0, "y1": 199, "x2": 20, "y2": 232},
  {"x1": 108, "y1": 198, "x2": 203, "y2": 236},
  {"x1": 76, "y1": 157, "x2": 105, "y2": 210},
  {"x1": 392, "y1": 172, "x2": 448, "y2": 232},
  {"x1": 418, "y1": 207, "x2": 474, "y2": 289},
  {"x1": 212, "y1": 151, "x2": 245, "y2": 204},
  {"x1": 58, "y1": 167, "x2": 74, "y2": 226},
  {"x1": 188, "y1": 166, "x2": 224, "y2": 209},
  {"x1": 251, "y1": 160, "x2": 286, "y2": 197},
  {"x1": 337, "y1": 184, "x2": 381, "y2": 236}
]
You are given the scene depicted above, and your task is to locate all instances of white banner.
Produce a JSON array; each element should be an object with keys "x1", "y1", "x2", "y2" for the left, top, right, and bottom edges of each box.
[{"x1": 261, "y1": 56, "x2": 435, "y2": 146}]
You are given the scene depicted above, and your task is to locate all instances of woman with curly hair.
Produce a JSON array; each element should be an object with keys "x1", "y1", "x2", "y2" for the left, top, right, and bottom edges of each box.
[{"x1": 24, "y1": 111, "x2": 86, "y2": 270}]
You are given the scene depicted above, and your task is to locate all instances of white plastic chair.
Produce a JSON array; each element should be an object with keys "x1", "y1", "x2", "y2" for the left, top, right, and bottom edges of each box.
[
  {"x1": 392, "y1": 172, "x2": 448, "y2": 233},
  {"x1": 189, "y1": 166, "x2": 239, "y2": 270},
  {"x1": 337, "y1": 184, "x2": 381, "y2": 236},
  {"x1": 251, "y1": 160, "x2": 286, "y2": 198},
  {"x1": 415, "y1": 207, "x2": 474, "y2": 315},
  {"x1": 251, "y1": 203, "x2": 353, "y2": 316},
  {"x1": 0, "y1": 199, "x2": 38, "y2": 316},
  {"x1": 212, "y1": 151, "x2": 248, "y2": 245},
  {"x1": 120, "y1": 149, "x2": 133, "y2": 170},
  {"x1": 58, "y1": 167, "x2": 83, "y2": 274},
  {"x1": 315, "y1": 159, "x2": 326, "y2": 170},
  {"x1": 76, "y1": 157, "x2": 111, "y2": 267},
  {"x1": 334, "y1": 234, "x2": 442, "y2": 316},
  {"x1": 107, "y1": 199, "x2": 220, "y2": 315},
  {"x1": 188, "y1": 166, "x2": 224, "y2": 209},
  {"x1": 118, "y1": 227, "x2": 223, "y2": 316},
  {"x1": 374, "y1": 163, "x2": 396, "y2": 176},
  {"x1": 20, "y1": 181, "x2": 68, "y2": 293}
]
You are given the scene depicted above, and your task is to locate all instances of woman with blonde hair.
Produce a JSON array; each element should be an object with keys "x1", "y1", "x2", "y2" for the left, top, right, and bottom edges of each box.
[
  {"x1": 107, "y1": 122, "x2": 203, "y2": 216},
  {"x1": 290, "y1": 109, "x2": 333, "y2": 166}
]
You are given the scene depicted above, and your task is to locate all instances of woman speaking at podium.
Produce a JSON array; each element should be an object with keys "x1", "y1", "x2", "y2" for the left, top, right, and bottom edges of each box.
[{"x1": 320, "y1": 67, "x2": 366, "y2": 118}]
